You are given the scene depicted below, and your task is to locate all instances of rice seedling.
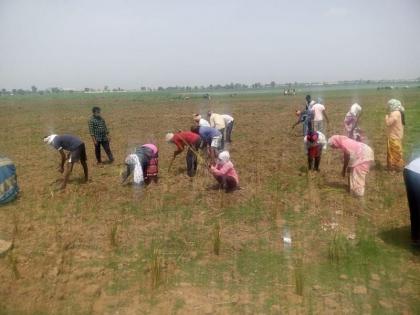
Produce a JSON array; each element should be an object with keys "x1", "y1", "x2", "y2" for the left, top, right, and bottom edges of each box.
[
  {"x1": 213, "y1": 222, "x2": 221, "y2": 256},
  {"x1": 8, "y1": 252, "x2": 20, "y2": 280},
  {"x1": 110, "y1": 223, "x2": 118, "y2": 248},
  {"x1": 328, "y1": 233, "x2": 349, "y2": 264},
  {"x1": 150, "y1": 248, "x2": 162, "y2": 289},
  {"x1": 294, "y1": 259, "x2": 304, "y2": 296}
]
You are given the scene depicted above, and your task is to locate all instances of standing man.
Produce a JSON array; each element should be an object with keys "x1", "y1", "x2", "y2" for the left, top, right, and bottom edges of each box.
[
  {"x1": 43, "y1": 134, "x2": 89, "y2": 190},
  {"x1": 166, "y1": 131, "x2": 202, "y2": 177},
  {"x1": 88, "y1": 106, "x2": 114, "y2": 164},
  {"x1": 311, "y1": 98, "x2": 329, "y2": 134},
  {"x1": 207, "y1": 111, "x2": 226, "y2": 148},
  {"x1": 222, "y1": 114, "x2": 234, "y2": 143}
]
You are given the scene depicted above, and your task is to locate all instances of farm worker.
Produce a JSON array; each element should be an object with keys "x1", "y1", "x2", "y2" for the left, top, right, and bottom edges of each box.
[
  {"x1": 43, "y1": 134, "x2": 88, "y2": 190},
  {"x1": 328, "y1": 135, "x2": 374, "y2": 197},
  {"x1": 193, "y1": 114, "x2": 210, "y2": 127},
  {"x1": 209, "y1": 151, "x2": 239, "y2": 192},
  {"x1": 165, "y1": 131, "x2": 202, "y2": 177},
  {"x1": 207, "y1": 111, "x2": 226, "y2": 148},
  {"x1": 191, "y1": 126, "x2": 222, "y2": 165},
  {"x1": 292, "y1": 108, "x2": 312, "y2": 136},
  {"x1": 311, "y1": 98, "x2": 329, "y2": 134},
  {"x1": 403, "y1": 156, "x2": 420, "y2": 245},
  {"x1": 0, "y1": 156, "x2": 19, "y2": 205},
  {"x1": 222, "y1": 114, "x2": 234, "y2": 143},
  {"x1": 88, "y1": 106, "x2": 114, "y2": 164},
  {"x1": 121, "y1": 144, "x2": 159, "y2": 185},
  {"x1": 305, "y1": 94, "x2": 312, "y2": 110},
  {"x1": 344, "y1": 103, "x2": 363, "y2": 141},
  {"x1": 385, "y1": 99, "x2": 405, "y2": 171},
  {"x1": 304, "y1": 131, "x2": 327, "y2": 171}
]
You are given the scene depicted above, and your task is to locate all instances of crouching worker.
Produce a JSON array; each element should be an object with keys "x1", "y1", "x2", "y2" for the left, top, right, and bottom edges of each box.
[
  {"x1": 121, "y1": 144, "x2": 159, "y2": 185},
  {"x1": 328, "y1": 135, "x2": 374, "y2": 197},
  {"x1": 43, "y1": 134, "x2": 88, "y2": 190},
  {"x1": 166, "y1": 131, "x2": 202, "y2": 177},
  {"x1": 209, "y1": 151, "x2": 239, "y2": 192},
  {"x1": 304, "y1": 131, "x2": 327, "y2": 171}
]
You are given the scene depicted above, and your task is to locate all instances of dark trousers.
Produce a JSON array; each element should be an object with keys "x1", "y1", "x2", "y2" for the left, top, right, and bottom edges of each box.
[
  {"x1": 403, "y1": 169, "x2": 420, "y2": 242},
  {"x1": 308, "y1": 154, "x2": 321, "y2": 171},
  {"x1": 219, "y1": 128, "x2": 225, "y2": 149},
  {"x1": 95, "y1": 140, "x2": 114, "y2": 163},
  {"x1": 186, "y1": 140, "x2": 201, "y2": 177},
  {"x1": 226, "y1": 121, "x2": 234, "y2": 142}
]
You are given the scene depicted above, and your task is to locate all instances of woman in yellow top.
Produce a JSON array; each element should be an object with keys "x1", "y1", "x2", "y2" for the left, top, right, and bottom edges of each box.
[{"x1": 385, "y1": 99, "x2": 405, "y2": 171}]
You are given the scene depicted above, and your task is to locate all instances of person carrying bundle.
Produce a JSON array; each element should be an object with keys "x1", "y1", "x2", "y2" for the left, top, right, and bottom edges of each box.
[
  {"x1": 191, "y1": 126, "x2": 222, "y2": 165},
  {"x1": 166, "y1": 131, "x2": 202, "y2": 177},
  {"x1": 43, "y1": 134, "x2": 88, "y2": 190},
  {"x1": 385, "y1": 99, "x2": 405, "y2": 171},
  {"x1": 344, "y1": 103, "x2": 363, "y2": 141},
  {"x1": 209, "y1": 151, "x2": 239, "y2": 192},
  {"x1": 328, "y1": 135, "x2": 374, "y2": 197},
  {"x1": 304, "y1": 131, "x2": 327, "y2": 172},
  {"x1": 122, "y1": 144, "x2": 159, "y2": 185}
]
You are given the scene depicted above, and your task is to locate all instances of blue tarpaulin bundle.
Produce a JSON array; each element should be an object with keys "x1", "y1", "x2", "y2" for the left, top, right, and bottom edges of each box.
[{"x1": 0, "y1": 156, "x2": 19, "y2": 205}]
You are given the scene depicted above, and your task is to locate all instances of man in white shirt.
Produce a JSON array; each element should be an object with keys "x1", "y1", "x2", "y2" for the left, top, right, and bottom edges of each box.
[
  {"x1": 404, "y1": 156, "x2": 420, "y2": 245},
  {"x1": 311, "y1": 98, "x2": 329, "y2": 133},
  {"x1": 193, "y1": 114, "x2": 210, "y2": 127},
  {"x1": 207, "y1": 111, "x2": 226, "y2": 148},
  {"x1": 222, "y1": 114, "x2": 234, "y2": 143}
]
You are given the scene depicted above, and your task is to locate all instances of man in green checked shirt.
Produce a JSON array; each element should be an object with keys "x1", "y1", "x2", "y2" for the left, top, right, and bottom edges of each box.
[{"x1": 88, "y1": 107, "x2": 114, "y2": 164}]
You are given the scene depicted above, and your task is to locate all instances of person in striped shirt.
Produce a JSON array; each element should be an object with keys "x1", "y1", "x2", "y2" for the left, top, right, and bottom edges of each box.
[{"x1": 88, "y1": 107, "x2": 114, "y2": 164}]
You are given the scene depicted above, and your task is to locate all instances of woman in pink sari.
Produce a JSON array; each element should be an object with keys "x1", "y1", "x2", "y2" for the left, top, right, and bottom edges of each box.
[{"x1": 328, "y1": 135, "x2": 374, "y2": 197}]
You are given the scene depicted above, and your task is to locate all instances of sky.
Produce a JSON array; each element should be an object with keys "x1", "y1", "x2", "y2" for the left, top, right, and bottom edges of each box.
[{"x1": 0, "y1": 0, "x2": 419, "y2": 90}]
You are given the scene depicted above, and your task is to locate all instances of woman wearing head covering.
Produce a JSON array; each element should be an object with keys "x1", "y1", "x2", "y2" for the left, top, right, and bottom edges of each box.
[
  {"x1": 121, "y1": 144, "x2": 159, "y2": 185},
  {"x1": 328, "y1": 135, "x2": 374, "y2": 197},
  {"x1": 344, "y1": 103, "x2": 363, "y2": 141},
  {"x1": 209, "y1": 151, "x2": 239, "y2": 192},
  {"x1": 385, "y1": 99, "x2": 405, "y2": 171},
  {"x1": 404, "y1": 156, "x2": 420, "y2": 246}
]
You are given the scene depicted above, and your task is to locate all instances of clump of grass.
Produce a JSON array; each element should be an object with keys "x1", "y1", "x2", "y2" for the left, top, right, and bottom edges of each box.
[
  {"x1": 328, "y1": 233, "x2": 349, "y2": 264},
  {"x1": 110, "y1": 223, "x2": 118, "y2": 248},
  {"x1": 12, "y1": 213, "x2": 19, "y2": 238},
  {"x1": 213, "y1": 223, "x2": 221, "y2": 256},
  {"x1": 150, "y1": 248, "x2": 162, "y2": 289},
  {"x1": 8, "y1": 252, "x2": 20, "y2": 280}
]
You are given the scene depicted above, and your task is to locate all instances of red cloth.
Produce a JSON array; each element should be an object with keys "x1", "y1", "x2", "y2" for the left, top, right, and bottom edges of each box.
[
  {"x1": 173, "y1": 132, "x2": 200, "y2": 150},
  {"x1": 308, "y1": 145, "x2": 321, "y2": 158},
  {"x1": 146, "y1": 157, "x2": 158, "y2": 177}
]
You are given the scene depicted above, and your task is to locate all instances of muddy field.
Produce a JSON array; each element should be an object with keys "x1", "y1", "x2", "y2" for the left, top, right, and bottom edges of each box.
[{"x1": 0, "y1": 88, "x2": 420, "y2": 314}]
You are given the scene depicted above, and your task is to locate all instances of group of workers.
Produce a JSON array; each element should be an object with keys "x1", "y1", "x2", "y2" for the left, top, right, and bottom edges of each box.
[
  {"x1": 293, "y1": 95, "x2": 418, "y2": 245},
  {"x1": 42, "y1": 108, "x2": 239, "y2": 192},
  {"x1": 3, "y1": 94, "x2": 417, "y2": 246}
]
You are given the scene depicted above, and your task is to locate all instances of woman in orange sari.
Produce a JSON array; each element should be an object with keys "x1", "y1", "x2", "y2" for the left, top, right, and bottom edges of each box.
[{"x1": 385, "y1": 99, "x2": 405, "y2": 171}]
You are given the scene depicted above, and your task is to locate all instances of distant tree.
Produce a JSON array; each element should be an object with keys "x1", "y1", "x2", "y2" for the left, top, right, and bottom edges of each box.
[
  {"x1": 17, "y1": 89, "x2": 25, "y2": 95},
  {"x1": 104, "y1": 85, "x2": 109, "y2": 91},
  {"x1": 157, "y1": 86, "x2": 164, "y2": 91},
  {"x1": 12, "y1": 89, "x2": 17, "y2": 95},
  {"x1": 31, "y1": 85, "x2": 37, "y2": 93},
  {"x1": 140, "y1": 86, "x2": 147, "y2": 91},
  {"x1": 51, "y1": 87, "x2": 60, "y2": 93},
  {"x1": 84, "y1": 87, "x2": 90, "y2": 92},
  {"x1": 1, "y1": 88, "x2": 6, "y2": 96},
  {"x1": 270, "y1": 81, "x2": 276, "y2": 88}
]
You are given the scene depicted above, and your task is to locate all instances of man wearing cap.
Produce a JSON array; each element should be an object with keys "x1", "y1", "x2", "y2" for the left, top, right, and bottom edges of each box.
[
  {"x1": 43, "y1": 134, "x2": 89, "y2": 189},
  {"x1": 166, "y1": 131, "x2": 202, "y2": 177},
  {"x1": 207, "y1": 111, "x2": 226, "y2": 148},
  {"x1": 88, "y1": 106, "x2": 114, "y2": 164}
]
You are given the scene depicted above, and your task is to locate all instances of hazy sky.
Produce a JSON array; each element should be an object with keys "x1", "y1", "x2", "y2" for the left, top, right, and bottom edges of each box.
[{"x1": 0, "y1": 0, "x2": 419, "y2": 89}]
